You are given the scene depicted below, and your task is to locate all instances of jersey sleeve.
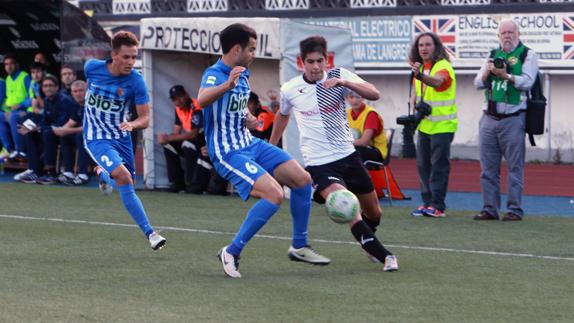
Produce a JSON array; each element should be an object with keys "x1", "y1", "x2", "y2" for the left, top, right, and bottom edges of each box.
[
  {"x1": 83, "y1": 59, "x2": 97, "y2": 77},
  {"x1": 340, "y1": 67, "x2": 366, "y2": 84},
  {"x1": 364, "y1": 111, "x2": 383, "y2": 136},
  {"x1": 279, "y1": 89, "x2": 294, "y2": 115},
  {"x1": 200, "y1": 68, "x2": 223, "y2": 89},
  {"x1": 133, "y1": 74, "x2": 150, "y2": 105}
]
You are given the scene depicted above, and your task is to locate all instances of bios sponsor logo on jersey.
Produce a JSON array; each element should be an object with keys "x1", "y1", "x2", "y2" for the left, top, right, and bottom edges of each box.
[
  {"x1": 228, "y1": 93, "x2": 248, "y2": 113},
  {"x1": 87, "y1": 92, "x2": 125, "y2": 112},
  {"x1": 299, "y1": 109, "x2": 320, "y2": 117}
]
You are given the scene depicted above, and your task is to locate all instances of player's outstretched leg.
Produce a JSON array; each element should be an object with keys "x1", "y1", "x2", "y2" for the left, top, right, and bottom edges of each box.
[
  {"x1": 219, "y1": 198, "x2": 280, "y2": 278},
  {"x1": 95, "y1": 166, "x2": 113, "y2": 196},
  {"x1": 111, "y1": 166, "x2": 166, "y2": 250},
  {"x1": 353, "y1": 191, "x2": 398, "y2": 272},
  {"x1": 288, "y1": 183, "x2": 330, "y2": 265}
]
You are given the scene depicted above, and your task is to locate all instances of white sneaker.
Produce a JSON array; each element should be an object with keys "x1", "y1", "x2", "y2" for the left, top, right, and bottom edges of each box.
[
  {"x1": 383, "y1": 255, "x2": 399, "y2": 272},
  {"x1": 14, "y1": 169, "x2": 33, "y2": 181},
  {"x1": 218, "y1": 246, "x2": 241, "y2": 278},
  {"x1": 95, "y1": 166, "x2": 113, "y2": 196},
  {"x1": 8, "y1": 151, "x2": 18, "y2": 159},
  {"x1": 148, "y1": 232, "x2": 166, "y2": 250},
  {"x1": 288, "y1": 245, "x2": 331, "y2": 265}
]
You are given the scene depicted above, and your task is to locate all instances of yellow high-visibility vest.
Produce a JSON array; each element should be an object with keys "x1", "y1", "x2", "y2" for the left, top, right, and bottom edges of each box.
[
  {"x1": 415, "y1": 59, "x2": 458, "y2": 134},
  {"x1": 5, "y1": 71, "x2": 29, "y2": 109},
  {"x1": 347, "y1": 105, "x2": 388, "y2": 159}
]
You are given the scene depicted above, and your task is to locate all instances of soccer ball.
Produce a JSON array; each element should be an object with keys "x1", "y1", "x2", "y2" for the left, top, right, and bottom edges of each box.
[{"x1": 325, "y1": 189, "x2": 359, "y2": 224}]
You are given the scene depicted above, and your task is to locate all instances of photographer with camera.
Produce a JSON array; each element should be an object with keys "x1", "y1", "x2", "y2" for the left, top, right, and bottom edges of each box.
[
  {"x1": 408, "y1": 33, "x2": 457, "y2": 218},
  {"x1": 473, "y1": 20, "x2": 539, "y2": 222}
]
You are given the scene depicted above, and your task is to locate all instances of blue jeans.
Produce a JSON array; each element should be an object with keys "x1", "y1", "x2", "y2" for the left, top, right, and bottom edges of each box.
[{"x1": 0, "y1": 111, "x2": 14, "y2": 151}]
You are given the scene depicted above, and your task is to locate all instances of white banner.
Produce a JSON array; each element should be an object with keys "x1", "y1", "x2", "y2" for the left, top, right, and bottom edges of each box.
[
  {"x1": 140, "y1": 18, "x2": 281, "y2": 59},
  {"x1": 414, "y1": 13, "x2": 574, "y2": 68}
]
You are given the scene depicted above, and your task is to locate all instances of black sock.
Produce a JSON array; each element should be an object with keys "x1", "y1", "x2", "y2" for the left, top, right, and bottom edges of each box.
[
  {"x1": 361, "y1": 213, "x2": 380, "y2": 233},
  {"x1": 351, "y1": 220, "x2": 391, "y2": 262}
]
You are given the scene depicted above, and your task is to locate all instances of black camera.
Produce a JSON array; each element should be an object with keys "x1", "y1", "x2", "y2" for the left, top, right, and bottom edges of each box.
[
  {"x1": 396, "y1": 101, "x2": 432, "y2": 128},
  {"x1": 493, "y1": 57, "x2": 506, "y2": 69}
]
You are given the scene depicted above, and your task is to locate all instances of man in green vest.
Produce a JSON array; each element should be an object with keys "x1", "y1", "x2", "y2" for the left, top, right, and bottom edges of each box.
[
  {"x1": 0, "y1": 53, "x2": 31, "y2": 160},
  {"x1": 408, "y1": 32, "x2": 458, "y2": 218},
  {"x1": 473, "y1": 20, "x2": 539, "y2": 222},
  {"x1": 0, "y1": 77, "x2": 7, "y2": 159}
]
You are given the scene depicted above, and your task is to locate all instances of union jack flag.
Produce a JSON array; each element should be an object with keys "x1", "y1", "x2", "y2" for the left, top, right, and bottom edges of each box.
[
  {"x1": 414, "y1": 17, "x2": 456, "y2": 57},
  {"x1": 563, "y1": 16, "x2": 574, "y2": 60}
]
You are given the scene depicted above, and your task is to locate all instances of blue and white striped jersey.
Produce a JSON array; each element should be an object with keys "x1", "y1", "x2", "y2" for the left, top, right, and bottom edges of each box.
[
  {"x1": 83, "y1": 59, "x2": 149, "y2": 140},
  {"x1": 200, "y1": 59, "x2": 253, "y2": 158}
]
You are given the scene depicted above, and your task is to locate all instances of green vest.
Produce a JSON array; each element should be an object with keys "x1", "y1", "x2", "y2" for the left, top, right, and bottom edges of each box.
[
  {"x1": 5, "y1": 71, "x2": 29, "y2": 109},
  {"x1": 487, "y1": 43, "x2": 526, "y2": 105},
  {"x1": 27, "y1": 80, "x2": 36, "y2": 112},
  {"x1": 415, "y1": 59, "x2": 458, "y2": 135}
]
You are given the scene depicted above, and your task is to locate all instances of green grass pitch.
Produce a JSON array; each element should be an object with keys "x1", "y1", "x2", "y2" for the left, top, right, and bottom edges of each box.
[{"x1": 1, "y1": 183, "x2": 573, "y2": 322}]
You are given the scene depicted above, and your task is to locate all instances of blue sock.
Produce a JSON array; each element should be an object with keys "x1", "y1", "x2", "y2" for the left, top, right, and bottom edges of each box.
[
  {"x1": 290, "y1": 184, "x2": 312, "y2": 249},
  {"x1": 118, "y1": 184, "x2": 154, "y2": 237},
  {"x1": 99, "y1": 169, "x2": 111, "y2": 184},
  {"x1": 227, "y1": 199, "x2": 280, "y2": 256}
]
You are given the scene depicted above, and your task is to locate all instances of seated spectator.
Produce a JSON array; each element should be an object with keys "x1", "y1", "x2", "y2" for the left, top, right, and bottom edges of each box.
[
  {"x1": 52, "y1": 80, "x2": 91, "y2": 185},
  {"x1": 0, "y1": 53, "x2": 31, "y2": 161},
  {"x1": 157, "y1": 85, "x2": 204, "y2": 193},
  {"x1": 16, "y1": 75, "x2": 79, "y2": 184},
  {"x1": 22, "y1": 63, "x2": 46, "y2": 114},
  {"x1": 346, "y1": 91, "x2": 387, "y2": 163},
  {"x1": 59, "y1": 65, "x2": 77, "y2": 96},
  {"x1": 34, "y1": 52, "x2": 56, "y2": 77},
  {"x1": 0, "y1": 77, "x2": 6, "y2": 158},
  {"x1": 247, "y1": 92, "x2": 275, "y2": 142}
]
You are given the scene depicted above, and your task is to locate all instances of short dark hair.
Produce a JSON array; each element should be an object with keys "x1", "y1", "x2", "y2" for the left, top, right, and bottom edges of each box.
[
  {"x1": 42, "y1": 74, "x2": 59, "y2": 88},
  {"x1": 409, "y1": 32, "x2": 450, "y2": 64},
  {"x1": 3, "y1": 53, "x2": 17, "y2": 63},
  {"x1": 61, "y1": 64, "x2": 76, "y2": 75},
  {"x1": 29, "y1": 62, "x2": 45, "y2": 71},
  {"x1": 111, "y1": 31, "x2": 139, "y2": 51},
  {"x1": 248, "y1": 91, "x2": 260, "y2": 104},
  {"x1": 220, "y1": 23, "x2": 257, "y2": 54},
  {"x1": 299, "y1": 36, "x2": 327, "y2": 61}
]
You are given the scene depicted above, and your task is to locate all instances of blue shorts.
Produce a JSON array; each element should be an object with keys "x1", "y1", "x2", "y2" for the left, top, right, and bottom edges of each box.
[
  {"x1": 85, "y1": 135, "x2": 135, "y2": 178},
  {"x1": 212, "y1": 138, "x2": 291, "y2": 201}
]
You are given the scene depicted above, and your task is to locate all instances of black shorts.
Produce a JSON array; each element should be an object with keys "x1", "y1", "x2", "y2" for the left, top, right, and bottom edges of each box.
[{"x1": 306, "y1": 151, "x2": 374, "y2": 204}]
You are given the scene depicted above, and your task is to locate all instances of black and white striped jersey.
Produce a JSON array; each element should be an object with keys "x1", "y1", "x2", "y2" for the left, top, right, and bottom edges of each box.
[{"x1": 280, "y1": 68, "x2": 366, "y2": 166}]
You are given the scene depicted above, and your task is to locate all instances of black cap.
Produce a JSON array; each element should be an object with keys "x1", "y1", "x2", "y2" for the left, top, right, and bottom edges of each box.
[{"x1": 169, "y1": 85, "x2": 186, "y2": 99}]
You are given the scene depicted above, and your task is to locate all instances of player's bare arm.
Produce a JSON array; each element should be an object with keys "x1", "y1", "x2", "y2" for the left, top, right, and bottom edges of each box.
[
  {"x1": 323, "y1": 78, "x2": 380, "y2": 101},
  {"x1": 198, "y1": 66, "x2": 246, "y2": 108},
  {"x1": 120, "y1": 103, "x2": 149, "y2": 131},
  {"x1": 269, "y1": 112, "x2": 290, "y2": 146}
]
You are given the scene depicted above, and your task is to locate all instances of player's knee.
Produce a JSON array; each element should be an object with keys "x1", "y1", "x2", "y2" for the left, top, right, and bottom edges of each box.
[
  {"x1": 290, "y1": 170, "x2": 312, "y2": 188},
  {"x1": 114, "y1": 172, "x2": 133, "y2": 186},
  {"x1": 264, "y1": 185, "x2": 284, "y2": 205}
]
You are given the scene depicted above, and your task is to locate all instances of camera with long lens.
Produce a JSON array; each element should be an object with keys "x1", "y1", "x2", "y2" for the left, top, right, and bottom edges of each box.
[
  {"x1": 396, "y1": 101, "x2": 432, "y2": 128},
  {"x1": 493, "y1": 57, "x2": 506, "y2": 69}
]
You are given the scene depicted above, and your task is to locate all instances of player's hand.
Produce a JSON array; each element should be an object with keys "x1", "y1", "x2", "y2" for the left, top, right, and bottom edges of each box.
[
  {"x1": 120, "y1": 121, "x2": 134, "y2": 132},
  {"x1": 245, "y1": 113, "x2": 257, "y2": 130},
  {"x1": 226, "y1": 66, "x2": 246, "y2": 89},
  {"x1": 17, "y1": 125, "x2": 30, "y2": 135},
  {"x1": 157, "y1": 133, "x2": 169, "y2": 145},
  {"x1": 322, "y1": 77, "x2": 344, "y2": 89},
  {"x1": 200, "y1": 146, "x2": 208, "y2": 157},
  {"x1": 52, "y1": 127, "x2": 64, "y2": 137}
]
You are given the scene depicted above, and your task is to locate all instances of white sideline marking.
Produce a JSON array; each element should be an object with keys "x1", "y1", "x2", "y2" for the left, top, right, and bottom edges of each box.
[{"x1": 2, "y1": 214, "x2": 574, "y2": 262}]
